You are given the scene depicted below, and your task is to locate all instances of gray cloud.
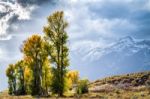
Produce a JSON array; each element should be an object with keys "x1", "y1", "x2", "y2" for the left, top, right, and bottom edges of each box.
[
  {"x1": 64, "y1": 0, "x2": 150, "y2": 42},
  {"x1": 16, "y1": 0, "x2": 56, "y2": 7},
  {"x1": 0, "y1": 0, "x2": 57, "y2": 40},
  {"x1": 87, "y1": 0, "x2": 150, "y2": 39}
]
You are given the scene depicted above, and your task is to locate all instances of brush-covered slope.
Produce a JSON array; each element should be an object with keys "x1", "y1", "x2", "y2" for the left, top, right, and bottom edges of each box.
[
  {"x1": 90, "y1": 71, "x2": 150, "y2": 88},
  {"x1": 85, "y1": 71, "x2": 150, "y2": 98}
]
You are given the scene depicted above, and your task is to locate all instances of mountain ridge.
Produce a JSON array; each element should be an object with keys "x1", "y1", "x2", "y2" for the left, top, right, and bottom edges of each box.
[{"x1": 70, "y1": 36, "x2": 150, "y2": 80}]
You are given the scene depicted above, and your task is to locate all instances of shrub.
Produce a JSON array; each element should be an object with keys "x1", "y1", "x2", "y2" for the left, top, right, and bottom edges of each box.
[
  {"x1": 145, "y1": 79, "x2": 150, "y2": 93},
  {"x1": 115, "y1": 89, "x2": 120, "y2": 94},
  {"x1": 132, "y1": 80, "x2": 137, "y2": 86},
  {"x1": 76, "y1": 79, "x2": 89, "y2": 94}
]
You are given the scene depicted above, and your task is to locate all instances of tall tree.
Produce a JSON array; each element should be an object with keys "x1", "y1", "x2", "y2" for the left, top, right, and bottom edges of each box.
[
  {"x1": 15, "y1": 60, "x2": 26, "y2": 95},
  {"x1": 23, "y1": 56, "x2": 33, "y2": 94},
  {"x1": 43, "y1": 11, "x2": 69, "y2": 96},
  {"x1": 42, "y1": 58, "x2": 52, "y2": 95},
  {"x1": 21, "y1": 34, "x2": 44, "y2": 95},
  {"x1": 6, "y1": 64, "x2": 16, "y2": 95}
]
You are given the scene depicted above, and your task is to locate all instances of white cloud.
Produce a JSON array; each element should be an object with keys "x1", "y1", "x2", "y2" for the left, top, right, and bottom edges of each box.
[
  {"x1": 143, "y1": 0, "x2": 150, "y2": 11},
  {"x1": 0, "y1": 1, "x2": 36, "y2": 40},
  {"x1": 0, "y1": 35, "x2": 12, "y2": 40}
]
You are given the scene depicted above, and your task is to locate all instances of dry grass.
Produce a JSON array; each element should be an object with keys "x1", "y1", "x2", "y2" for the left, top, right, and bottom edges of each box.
[
  {"x1": 82, "y1": 89, "x2": 150, "y2": 99},
  {"x1": 1, "y1": 71, "x2": 150, "y2": 99},
  {"x1": 0, "y1": 90, "x2": 33, "y2": 99},
  {"x1": 1, "y1": 89, "x2": 150, "y2": 99},
  {"x1": 0, "y1": 90, "x2": 90, "y2": 99}
]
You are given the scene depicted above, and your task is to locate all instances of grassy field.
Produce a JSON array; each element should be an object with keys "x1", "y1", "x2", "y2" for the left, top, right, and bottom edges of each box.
[
  {"x1": 1, "y1": 90, "x2": 150, "y2": 99},
  {"x1": 0, "y1": 91, "x2": 77, "y2": 99},
  {"x1": 0, "y1": 90, "x2": 32, "y2": 99},
  {"x1": 86, "y1": 87, "x2": 150, "y2": 99}
]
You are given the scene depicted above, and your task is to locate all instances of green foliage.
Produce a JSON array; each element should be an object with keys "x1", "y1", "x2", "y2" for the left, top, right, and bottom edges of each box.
[
  {"x1": 76, "y1": 79, "x2": 89, "y2": 94},
  {"x1": 50, "y1": 67, "x2": 67, "y2": 95},
  {"x1": 43, "y1": 11, "x2": 69, "y2": 96},
  {"x1": 15, "y1": 60, "x2": 26, "y2": 95},
  {"x1": 6, "y1": 64, "x2": 16, "y2": 95}
]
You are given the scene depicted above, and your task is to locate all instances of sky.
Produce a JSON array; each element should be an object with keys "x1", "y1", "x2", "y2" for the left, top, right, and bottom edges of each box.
[{"x1": 0, "y1": 0, "x2": 150, "y2": 91}]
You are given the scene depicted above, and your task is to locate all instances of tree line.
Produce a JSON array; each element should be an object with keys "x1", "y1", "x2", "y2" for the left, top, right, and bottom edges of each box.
[{"x1": 6, "y1": 11, "x2": 81, "y2": 97}]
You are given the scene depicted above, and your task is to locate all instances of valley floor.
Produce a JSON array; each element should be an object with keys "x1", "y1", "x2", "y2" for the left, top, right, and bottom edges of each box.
[
  {"x1": 1, "y1": 90, "x2": 150, "y2": 99},
  {"x1": 1, "y1": 71, "x2": 150, "y2": 99}
]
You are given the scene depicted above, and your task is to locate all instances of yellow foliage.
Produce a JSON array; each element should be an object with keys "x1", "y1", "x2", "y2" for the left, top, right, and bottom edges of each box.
[
  {"x1": 67, "y1": 70, "x2": 79, "y2": 84},
  {"x1": 24, "y1": 67, "x2": 32, "y2": 81},
  {"x1": 42, "y1": 58, "x2": 52, "y2": 91},
  {"x1": 66, "y1": 70, "x2": 79, "y2": 90},
  {"x1": 21, "y1": 34, "x2": 43, "y2": 59}
]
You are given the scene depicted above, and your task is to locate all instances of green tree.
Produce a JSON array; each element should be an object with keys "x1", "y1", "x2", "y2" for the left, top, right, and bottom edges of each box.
[
  {"x1": 76, "y1": 79, "x2": 89, "y2": 95},
  {"x1": 43, "y1": 11, "x2": 69, "y2": 96},
  {"x1": 6, "y1": 64, "x2": 16, "y2": 95},
  {"x1": 15, "y1": 60, "x2": 26, "y2": 95}
]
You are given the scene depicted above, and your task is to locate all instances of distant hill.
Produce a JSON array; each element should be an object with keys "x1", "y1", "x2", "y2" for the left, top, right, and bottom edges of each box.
[
  {"x1": 70, "y1": 36, "x2": 150, "y2": 80},
  {"x1": 90, "y1": 71, "x2": 150, "y2": 89},
  {"x1": 86, "y1": 71, "x2": 150, "y2": 98}
]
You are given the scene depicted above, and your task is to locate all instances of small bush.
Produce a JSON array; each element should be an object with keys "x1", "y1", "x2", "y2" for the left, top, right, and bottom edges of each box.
[
  {"x1": 76, "y1": 79, "x2": 89, "y2": 94},
  {"x1": 132, "y1": 80, "x2": 138, "y2": 86},
  {"x1": 145, "y1": 79, "x2": 150, "y2": 93},
  {"x1": 115, "y1": 89, "x2": 120, "y2": 94}
]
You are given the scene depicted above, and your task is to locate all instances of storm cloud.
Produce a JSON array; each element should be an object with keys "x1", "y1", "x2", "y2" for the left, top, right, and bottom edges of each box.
[{"x1": 0, "y1": 0, "x2": 56, "y2": 40}]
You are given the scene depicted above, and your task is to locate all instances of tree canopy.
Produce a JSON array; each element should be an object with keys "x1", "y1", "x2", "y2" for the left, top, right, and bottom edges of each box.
[{"x1": 6, "y1": 11, "x2": 81, "y2": 97}]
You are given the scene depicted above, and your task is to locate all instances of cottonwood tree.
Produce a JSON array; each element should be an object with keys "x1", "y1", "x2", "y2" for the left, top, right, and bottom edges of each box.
[
  {"x1": 23, "y1": 56, "x2": 33, "y2": 94},
  {"x1": 15, "y1": 60, "x2": 26, "y2": 95},
  {"x1": 66, "y1": 71, "x2": 79, "y2": 90},
  {"x1": 6, "y1": 64, "x2": 16, "y2": 95},
  {"x1": 21, "y1": 34, "x2": 44, "y2": 95},
  {"x1": 42, "y1": 58, "x2": 52, "y2": 95},
  {"x1": 24, "y1": 66, "x2": 32, "y2": 93},
  {"x1": 43, "y1": 11, "x2": 69, "y2": 96}
]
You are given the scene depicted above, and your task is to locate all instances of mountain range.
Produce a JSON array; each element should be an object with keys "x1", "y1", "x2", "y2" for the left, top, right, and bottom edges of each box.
[{"x1": 70, "y1": 36, "x2": 150, "y2": 80}]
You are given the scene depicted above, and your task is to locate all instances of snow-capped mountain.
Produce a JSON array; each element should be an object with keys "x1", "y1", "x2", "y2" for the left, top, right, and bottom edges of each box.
[{"x1": 70, "y1": 36, "x2": 150, "y2": 80}]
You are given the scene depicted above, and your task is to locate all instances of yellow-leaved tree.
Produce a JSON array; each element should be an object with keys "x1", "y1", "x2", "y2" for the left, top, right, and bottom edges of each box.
[
  {"x1": 21, "y1": 34, "x2": 45, "y2": 95},
  {"x1": 66, "y1": 71, "x2": 79, "y2": 91}
]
